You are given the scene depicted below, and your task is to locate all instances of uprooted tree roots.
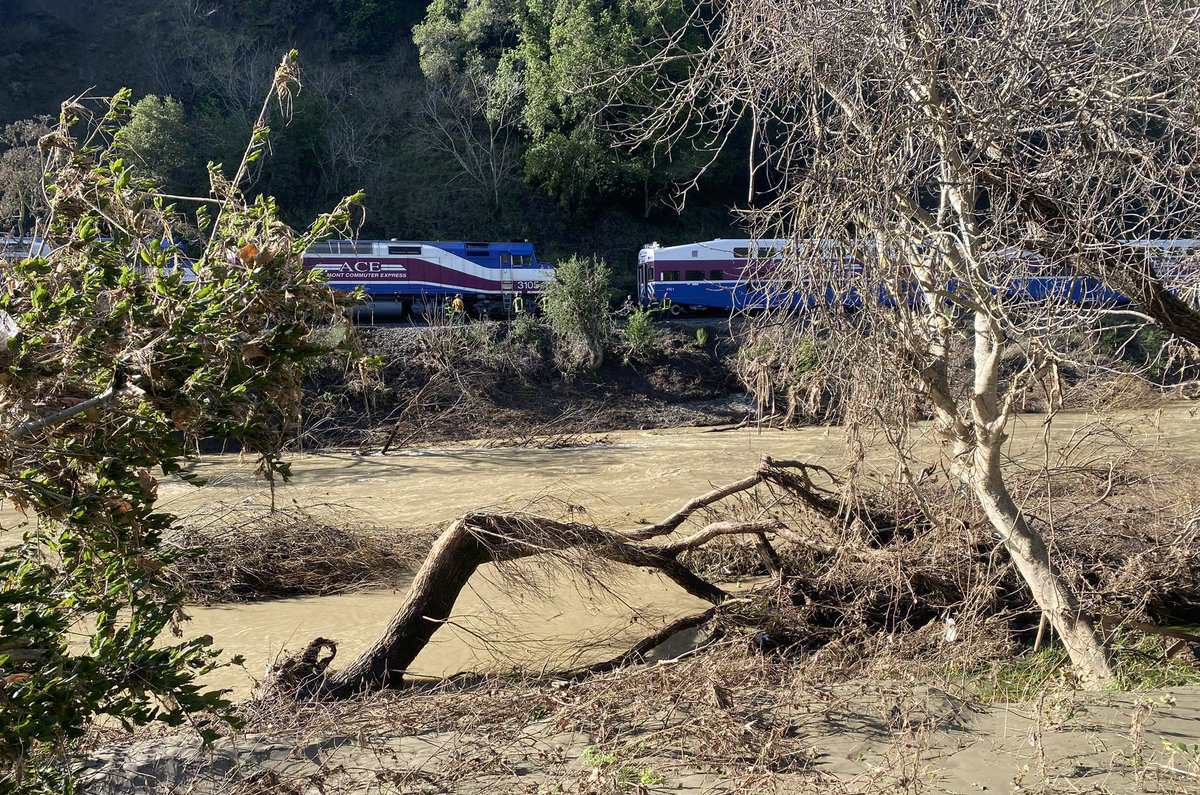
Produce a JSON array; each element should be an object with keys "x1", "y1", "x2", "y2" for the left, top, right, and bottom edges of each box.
[{"x1": 264, "y1": 457, "x2": 1200, "y2": 700}]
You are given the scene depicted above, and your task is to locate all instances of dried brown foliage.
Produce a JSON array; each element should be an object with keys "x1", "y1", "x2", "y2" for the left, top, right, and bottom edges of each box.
[{"x1": 166, "y1": 508, "x2": 433, "y2": 603}]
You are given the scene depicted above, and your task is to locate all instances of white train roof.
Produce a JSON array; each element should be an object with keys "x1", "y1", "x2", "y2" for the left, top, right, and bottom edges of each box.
[
  {"x1": 640, "y1": 239, "x2": 792, "y2": 261},
  {"x1": 641, "y1": 237, "x2": 1200, "y2": 261}
]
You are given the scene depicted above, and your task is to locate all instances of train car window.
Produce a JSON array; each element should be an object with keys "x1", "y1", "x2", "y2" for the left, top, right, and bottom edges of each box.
[
  {"x1": 691, "y1": 250, "x2": 698, "y2": 257},
  {"x1": 388, "y1": 245, "x2": 421, "y2": 255},
  {"x1": 733, "y1": 247, "x2": 749, "y2": 258},
  {"x1": 709, "y1": 269, "x2": 725, "y2": 280},
  {"x1": 758, "y1": 247, "x2": 777, "y2": 258},
  {"x1": 685, "y1": 270, "x2": 705, "y2": 281},
  {"x1": 660, "y1": 271, "x2": 680, "y2": 281},
  {"x1": 317, "y1": 241, "x2": 376, "y2": 256}
]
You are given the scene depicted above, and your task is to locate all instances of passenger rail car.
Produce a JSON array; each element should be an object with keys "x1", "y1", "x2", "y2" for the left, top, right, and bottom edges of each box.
[
  {"x1": 304, "y1": 239, "x2": 553, "y2": 317},
  {"x1": 638, "y1": 238, "x2": 1199, "y2": 312},
  {"x1": 3, "y1": 237, "x2": 554, "y2": 320},
  {"x1": 0, "y1": 237, "x2": 49, "y2": 263}
]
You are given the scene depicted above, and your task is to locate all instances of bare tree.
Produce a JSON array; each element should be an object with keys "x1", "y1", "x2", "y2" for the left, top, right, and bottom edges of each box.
[
  {"x1": 416, "y1": 63, "x2": 523, "y2": 216},
  {"x1": 158, "y1": 4, "x2": 279, "y2": 131},
  {"x1": 622, "y1": 0, "x2": 1200, "y2": 685},
  {"x1": 304, "y1": 63, "x2": 386, "y2": 196},
  {"x1": 0, "y1": 117, "x2": 52, "y2": 235}
]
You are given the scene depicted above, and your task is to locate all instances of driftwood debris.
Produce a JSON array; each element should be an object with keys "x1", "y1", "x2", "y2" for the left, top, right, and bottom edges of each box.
[
  {"x1": 267, "y1": 456, "x2": 855, "y2": 698},
  {"x1": 261, "y1": 452, "x2": 1200, "y2": 700}
]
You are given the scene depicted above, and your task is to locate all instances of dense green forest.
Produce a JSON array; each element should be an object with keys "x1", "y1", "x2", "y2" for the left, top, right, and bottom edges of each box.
[{"x1": 0, "y1": 0, "x2": 750, "y2": 284}]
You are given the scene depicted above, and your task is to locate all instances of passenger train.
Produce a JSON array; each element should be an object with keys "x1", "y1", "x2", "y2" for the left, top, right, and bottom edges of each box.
[
  {"x1": 637, "y1": 238, "x2": 1200, "y2": 313},
  {"x1": 0, "y1": 236, "x2": 49, "y2": 262},
  {"x1": 2, "y1": 237, "x2": 554, "y2": 320},
  {"x1": 303, "y1": 239, "x2": 553, "y2": 317}
]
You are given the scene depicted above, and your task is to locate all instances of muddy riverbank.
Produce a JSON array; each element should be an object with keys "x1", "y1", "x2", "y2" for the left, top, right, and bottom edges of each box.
[
  {"x1": 83, "y1": 666, "x2": 1200, "y2": 794},
  {"x1": 294, "y1": 322, "x2": 749, "y2": 451}
]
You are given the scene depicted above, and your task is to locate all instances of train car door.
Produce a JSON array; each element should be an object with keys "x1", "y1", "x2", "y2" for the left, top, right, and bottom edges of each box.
[
  {"x1": 500, "y1": 251, "x2": 515, "y2": 291},
  {"x1": 499, "y1": 251, "x2": 515, "y2": 315},
  {"x1": 636, "y1": 248, "x2": 655, "y2": 307},
  {"x1": 638, "y1": 249, "x2": 648, "y2": 307}
]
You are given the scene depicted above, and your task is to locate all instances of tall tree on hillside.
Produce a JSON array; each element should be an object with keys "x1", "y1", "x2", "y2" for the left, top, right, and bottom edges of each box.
[
  {"x1": 118, "y1": 95, "x2": 191, "y2": 190},
  {"x1": 414, "y1": 0, "x2": 705, "y2": 218},
  {"x1": 417, "y1": 59, "x2": 523, "y2": 216},
  {"x1": 304, "y1": 63, "x2": 387, "y2": 202},
  {"x1": 633, "y1": 0, "x2": 1200, "y2": 684}
]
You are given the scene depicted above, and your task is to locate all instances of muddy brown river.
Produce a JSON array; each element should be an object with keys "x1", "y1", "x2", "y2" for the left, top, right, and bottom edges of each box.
[
  {"x1": 185, "y1": 568, "x2": 728, "y2": 695},
  {"x1": 4, "y1": 405, "x2": 1197, "y2": 697},
  {"x1": 155, "y1": 404, "x2": 1200, "y2": 529}
]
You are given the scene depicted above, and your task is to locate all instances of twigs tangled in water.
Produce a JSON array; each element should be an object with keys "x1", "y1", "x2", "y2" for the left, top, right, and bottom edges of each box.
[{"x1": 167, "y1": 507, "x2": 433, "y2": 603}]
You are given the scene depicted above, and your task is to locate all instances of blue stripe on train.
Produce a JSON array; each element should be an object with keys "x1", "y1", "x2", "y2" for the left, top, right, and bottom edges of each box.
[{"x1": 651, "y1": 276, "x2": 1131, "y2": 310}]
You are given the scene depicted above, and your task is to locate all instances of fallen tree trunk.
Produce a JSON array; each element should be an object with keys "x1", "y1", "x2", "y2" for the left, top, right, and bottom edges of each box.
[
  {"x1": 314, "y1": 515, "x2": 745, "y2": 696},
  {"x1": 272, "y1": 458, "x2": 843, "y2": 698},
  {"x1": 262, "y1": 453, "x2": 1176, "y2": 700}
]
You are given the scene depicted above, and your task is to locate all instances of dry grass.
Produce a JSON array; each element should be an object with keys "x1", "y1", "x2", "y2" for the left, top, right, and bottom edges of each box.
[
  {"x1": 166, "y1": 508, "x2": 435, "y2": 603},
  {"x1": 220, "y1": 645, "x2": 954, "y2": 794}
]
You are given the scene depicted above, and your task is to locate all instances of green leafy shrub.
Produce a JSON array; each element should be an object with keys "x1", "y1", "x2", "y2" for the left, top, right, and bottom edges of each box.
[
  {"x1": 509, "y1": 310, "x2": 547, "y2": 348},
  {"x1": 539, "y1": 255, "x2": 612, "y2": 371},
  {"x1": 116, "y1": 94, "x2": 190, "y2": 188},
  {"x1": 623, "y1": 305, "x2": 656, "y2": 361},
  {"x1": 0, "y1": 53, "x2": 362, "y2": 793},
  {"x1": 792, "y1": 334, "x2": 819, "y2": 375}
]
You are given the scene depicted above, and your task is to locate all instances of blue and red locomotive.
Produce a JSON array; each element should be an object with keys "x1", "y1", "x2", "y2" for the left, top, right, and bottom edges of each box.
[
  {"x1": 304, "y1": 239, "x2": 553, "y2": 318},
  {"x1": 4, "y1": 236, "x2": 553, "y2": 320}
]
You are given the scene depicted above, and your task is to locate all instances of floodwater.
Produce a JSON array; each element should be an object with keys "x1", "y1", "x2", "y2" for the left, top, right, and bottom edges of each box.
[
  {"x1": 188, "y1": 565, "x2": 729, "y2": 696},
  {"x1": 153, "y1": 403, "x2": 1200, "y2": 531},
  {"x1": 159, "y1": 427, "x2": 833, "y2": 530},
  {"x1": 6, "y1": 404, "x2": 1199, "y2": 697}
]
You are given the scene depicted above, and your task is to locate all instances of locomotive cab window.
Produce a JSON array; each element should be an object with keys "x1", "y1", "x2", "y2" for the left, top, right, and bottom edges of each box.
[
  {"x1": 734, "y1": 246, "x2": 778, "y2": 259},
  {"x1": 685, "y1": 270, "x2": 705, "y2": 281},
  {"x1": 501, "y1": 252, "x2": 511, "y2": 265}
]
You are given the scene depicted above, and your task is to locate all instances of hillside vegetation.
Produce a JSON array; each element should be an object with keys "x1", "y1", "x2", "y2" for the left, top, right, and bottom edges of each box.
[{"x1": 0, "y1": 0, "x2": 749, "y2": 282}]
